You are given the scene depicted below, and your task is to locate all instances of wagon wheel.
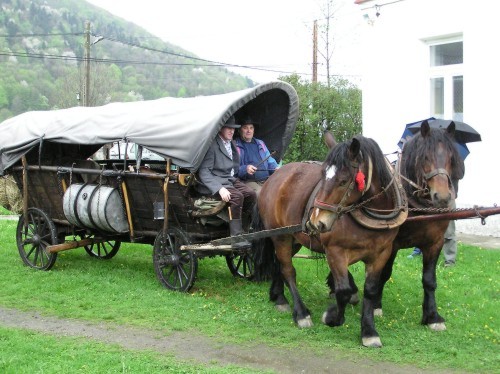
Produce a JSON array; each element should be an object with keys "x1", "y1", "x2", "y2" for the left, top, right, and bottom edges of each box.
[
  {"x1": 80, "y1": 233, "x2": 121, "y2": 259},
  {"x1": 16, "y1": 208, "x2": 58, "y2": 270},
  {"x1": 153, "y1": 227, "x2": 197, "y2": 292},
  {"x1": 225, "y1": 250, "x2": 256, "y2": 280}
]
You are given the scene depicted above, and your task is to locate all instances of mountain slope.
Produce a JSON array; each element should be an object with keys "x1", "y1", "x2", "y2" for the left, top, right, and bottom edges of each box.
[{"x1": 0, "y1": 0, "x2": 252, "y2": 121}]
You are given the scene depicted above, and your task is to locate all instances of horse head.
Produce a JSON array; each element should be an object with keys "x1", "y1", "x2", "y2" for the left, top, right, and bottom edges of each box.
[
  {"x1": 308, "y1": 132, "x2": 390, "y2": 234},
  {"x1": 400, "y1": 120, "x2": 464, "y2": 208}
]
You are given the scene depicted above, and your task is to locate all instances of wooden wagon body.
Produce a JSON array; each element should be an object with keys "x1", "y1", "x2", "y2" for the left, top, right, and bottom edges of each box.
[{"x1": 0, "y1": 81, "x2": 299, "y2": 291}]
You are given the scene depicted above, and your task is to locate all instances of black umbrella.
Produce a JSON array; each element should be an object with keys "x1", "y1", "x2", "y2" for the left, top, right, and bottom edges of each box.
[
  {"x1": 398, "y1": 118, "x2": 470, "y2": 160},
  {"x1": 407, "y1": 119, "x2": 481, "y2": 143}
]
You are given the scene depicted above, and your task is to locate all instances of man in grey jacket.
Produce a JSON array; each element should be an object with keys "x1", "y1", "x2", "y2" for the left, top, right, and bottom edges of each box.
[{"x1": 196, "y1": 116, "x2": 256, "y2": 248}]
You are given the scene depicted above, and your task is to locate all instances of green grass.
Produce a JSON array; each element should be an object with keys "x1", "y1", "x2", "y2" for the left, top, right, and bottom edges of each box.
[
  {"x1": 0, "y1": 326, "x2": 264, "y2": 373},
  {"x1": 0, "y1": 219, "x2": 498, "y2": 372},
  {"x1": 0, "y1": 206, "x2": 12, "y2": 215}
]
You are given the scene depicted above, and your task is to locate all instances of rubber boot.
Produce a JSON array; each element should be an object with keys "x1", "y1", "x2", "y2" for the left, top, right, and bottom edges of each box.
[{"x1": 229, "y1": 219, "x2": 251, "y2": 249}]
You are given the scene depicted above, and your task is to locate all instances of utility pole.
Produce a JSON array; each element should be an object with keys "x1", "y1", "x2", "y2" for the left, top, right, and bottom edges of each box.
[
  {"x1": 312, "y1": 20, "x2": 318, "y2": 83},
  {"x1": 83, "y1": 20, "x2": 90, "y2": 107}
]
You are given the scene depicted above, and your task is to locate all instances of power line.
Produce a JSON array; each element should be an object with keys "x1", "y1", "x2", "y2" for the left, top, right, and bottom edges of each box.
[
  {"x1": 0, "y1": 30, "x2": 359, "y2": 80},
  {"x1": 0, "y1": 50, "x2": 362, "y2": 80},
  {"x1": 0, "y1": 32, "x2": 82, "y2": 38},
  {"x1": 102, "y1": 35, "x2": 305, "y2": 75},
  {"x1": 0, "y1": 48, "x2": 316, "y2": 77}
]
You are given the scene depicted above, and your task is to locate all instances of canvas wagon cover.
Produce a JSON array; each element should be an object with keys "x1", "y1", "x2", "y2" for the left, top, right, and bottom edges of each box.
[{"x1": 0, "y1": 81, "x2": 299, "y2": 174}]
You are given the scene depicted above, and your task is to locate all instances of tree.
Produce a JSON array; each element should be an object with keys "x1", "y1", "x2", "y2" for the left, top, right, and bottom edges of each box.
[
  {"x1": 53, "y1": 62, "x2": 123, "y2": 109},
  {"x1": 0, "y1": 85, "x2": 8, "y2": 108},
  {"x1": 280, "y1": 74, "x2": 362, "y2": 163}
]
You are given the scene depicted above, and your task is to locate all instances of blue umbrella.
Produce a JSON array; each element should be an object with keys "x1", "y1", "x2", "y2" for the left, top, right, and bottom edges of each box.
[{"x1": 398, "y1": 117, "x2": 470, "y2": 160}]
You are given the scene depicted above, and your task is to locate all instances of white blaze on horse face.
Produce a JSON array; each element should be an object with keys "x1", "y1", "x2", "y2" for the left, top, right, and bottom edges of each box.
[{"x1": 325, "y1": 165, "x2": 336, "y2": 180}]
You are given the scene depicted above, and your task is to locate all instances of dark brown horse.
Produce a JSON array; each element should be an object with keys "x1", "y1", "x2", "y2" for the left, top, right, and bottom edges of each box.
[
  {"x1": 328, "y1": 120, "x2": 464, "y2": 331},
  {"x1": 254, "y1": 133, "x2": 407, "y2": 347}
]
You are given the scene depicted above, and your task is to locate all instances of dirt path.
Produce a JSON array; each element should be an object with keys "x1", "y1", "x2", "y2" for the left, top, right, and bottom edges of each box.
[{"x1": 0, "y1": 307, "x2": 465, "y2": 374}]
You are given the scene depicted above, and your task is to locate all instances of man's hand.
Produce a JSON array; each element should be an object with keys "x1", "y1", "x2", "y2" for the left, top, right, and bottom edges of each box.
[
  {"x1": 219, "y1": 187, "x2": 231, "y2": 202},
  {"x1": 246, "y1": 165, "x2": 257, "y2": 175}
]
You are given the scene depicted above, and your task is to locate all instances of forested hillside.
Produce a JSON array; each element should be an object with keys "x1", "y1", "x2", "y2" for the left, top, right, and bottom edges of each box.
[{"x1": 0, "y1": 0, "x2": 252, "y2": 121}]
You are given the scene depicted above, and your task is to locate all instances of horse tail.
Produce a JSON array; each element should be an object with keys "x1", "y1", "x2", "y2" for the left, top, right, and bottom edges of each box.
[{"x1": 251, "y1": 203, "x2": 280, "y2": 282}]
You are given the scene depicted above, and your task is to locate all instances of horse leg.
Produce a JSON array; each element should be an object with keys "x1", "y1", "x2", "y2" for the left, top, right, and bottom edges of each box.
[
  {"x1": 274, "y1": 236, "x2": 313, "y2": 328},
  {"x1": 359, "y1": 265, "x2": 384, "y2": 348},
  {"x1": 421, "y1": 247, "x2": 446, "y2": 331},
  {"x1": 373, "y1": 249, "x2": 398, "y2": 317},
  {"x1": 322, "y1": 256, "x2": 351, "y2": 328},
  {"x1": 326, "y1": 271, "x2": 359, "y2": 305},
  {"x1": 269, "y1": 271, "x2": 290, "y2": 313},
  {"x1": 270, "y1": 236, "x2": 313, "y2": 328}
]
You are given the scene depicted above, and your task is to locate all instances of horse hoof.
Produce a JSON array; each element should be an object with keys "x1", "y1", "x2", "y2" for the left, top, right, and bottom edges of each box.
[
  {"x1": 275, "y1": 304, "x2": 291, "y2": 313},
  {"x1": 321, "y1": 311, "x2": 328, "y2": 324},
  {"x1": 428, "y1": 322, "x2": 446, "y2": 331},
  {"x1": 374, "y1": 308, "x2": 383, "y2": 317},
  {"x1": 362, "y1": 336, "x2": 382, "y2": 348},
  {"x1": 297, "y1": 316, "x2": 313, "y2": 328}
]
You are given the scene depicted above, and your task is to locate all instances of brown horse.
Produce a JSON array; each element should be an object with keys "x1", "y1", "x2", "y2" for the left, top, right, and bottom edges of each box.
[
  {"x1": 327, "y1": 120, "x2": 464, "y2": 331},
  {"x1": 254, "y1": 133, "x2": 407, "y2": 347}
]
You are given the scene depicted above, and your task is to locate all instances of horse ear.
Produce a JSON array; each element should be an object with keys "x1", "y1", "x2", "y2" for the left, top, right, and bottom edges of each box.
[
  {"x1": 349, "y1": 138, "x2": 361, "y2": 159},
  {"x1": 421, "y1": 120, "x2": 431, "y2": 138},
  {"x1": 447, "y1": 121, "x2": 457, "y2": 138},
  {"x1": 324, "y1": 131, "x2": 337, "y2": 149}
]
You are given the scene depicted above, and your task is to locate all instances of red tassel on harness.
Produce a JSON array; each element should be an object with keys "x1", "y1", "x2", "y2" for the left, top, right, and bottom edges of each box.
[{"x1": 355, "y1": 170, "x2": 365, "y2": 192}]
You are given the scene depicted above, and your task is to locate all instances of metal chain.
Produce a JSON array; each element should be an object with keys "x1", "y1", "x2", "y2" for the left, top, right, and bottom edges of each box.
[
  {"x1": 409, "y1": 206, "x2": 475, "y2": 214},
  {"x1": 337, "y1": 181, "x2": 398, "y2": 216}
]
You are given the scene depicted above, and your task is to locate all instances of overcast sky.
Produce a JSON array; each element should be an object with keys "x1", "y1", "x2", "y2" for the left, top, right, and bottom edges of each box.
[{"x1": 85, "y1": 0, "x2": 365, "y2": 83}]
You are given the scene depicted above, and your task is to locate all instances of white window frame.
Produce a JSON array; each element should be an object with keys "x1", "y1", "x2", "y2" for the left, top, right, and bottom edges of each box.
[{"x1": 426, "y1": 35, "x2": 463, "y2": 120}]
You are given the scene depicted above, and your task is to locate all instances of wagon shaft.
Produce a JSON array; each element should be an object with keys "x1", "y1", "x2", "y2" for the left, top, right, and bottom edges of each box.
[
  {"x1": 180, "y1": 244, "x2": 233, "y2": 251},
  {"x1": 405, "y1": 206, "x2": 500, "y2": 222},
  {"x1": 209, "y1": 224, "x2": 303, "y2": 246}
]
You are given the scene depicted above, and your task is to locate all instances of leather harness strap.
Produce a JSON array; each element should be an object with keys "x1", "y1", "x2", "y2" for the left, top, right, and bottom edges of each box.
[{"x1": 301, "y1": 178, "x2": 324, "y2": 231}]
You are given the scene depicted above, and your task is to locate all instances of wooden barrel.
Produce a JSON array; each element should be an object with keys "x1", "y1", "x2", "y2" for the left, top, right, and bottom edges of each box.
[{"x1": 63, "y1": 183, "x2": 129, "y2": 233}]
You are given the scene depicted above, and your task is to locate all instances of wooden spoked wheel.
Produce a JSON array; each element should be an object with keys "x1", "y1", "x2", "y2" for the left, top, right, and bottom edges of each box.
[
  {"x1": 225, "y1": 250, "x2": 256, "y2": 279},
  {"x1": 81, "y1": 233, "x2": 121, "y2": 259},
  {"x1": 153, "y1": 228, "x2": 197, "y2": 292},
  {"x1": 16, "y1": 208, "x2": 58, "y2": 270}
]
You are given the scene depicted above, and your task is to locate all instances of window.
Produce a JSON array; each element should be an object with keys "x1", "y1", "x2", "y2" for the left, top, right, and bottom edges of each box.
[
  {"x1": 428, "y1": 39, "x2": 463, "y2": 121},
  {"x1": 430, "y1": 42, "x2": 463, "y2": 66}
]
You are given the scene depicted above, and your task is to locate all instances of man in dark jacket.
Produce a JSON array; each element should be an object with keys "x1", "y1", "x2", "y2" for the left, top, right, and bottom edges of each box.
[{"x1": 196, "y1": 116, "x2": 256, "y2": 248}]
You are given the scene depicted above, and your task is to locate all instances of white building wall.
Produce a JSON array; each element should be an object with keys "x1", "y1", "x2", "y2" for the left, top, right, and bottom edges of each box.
[{"x1": 358, "y1": 0, "x2": 500, "y2": 235}]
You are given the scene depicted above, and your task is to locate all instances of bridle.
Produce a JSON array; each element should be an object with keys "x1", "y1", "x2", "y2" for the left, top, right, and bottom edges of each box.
[
  {"x1": 312, "y1": 156, "x2": 373, "y2": 216},
  {"x1": 396, "y1": 154, "x2": 452, "y2": 199}
]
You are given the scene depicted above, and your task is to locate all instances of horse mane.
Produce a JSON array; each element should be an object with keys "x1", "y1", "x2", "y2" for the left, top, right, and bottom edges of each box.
[
  {"x1": 400, "y1": 128, "x2": 465, "y2": 197},
  {"x1": 325, "y1": 135, "x2": 393, "y2": 189}
]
